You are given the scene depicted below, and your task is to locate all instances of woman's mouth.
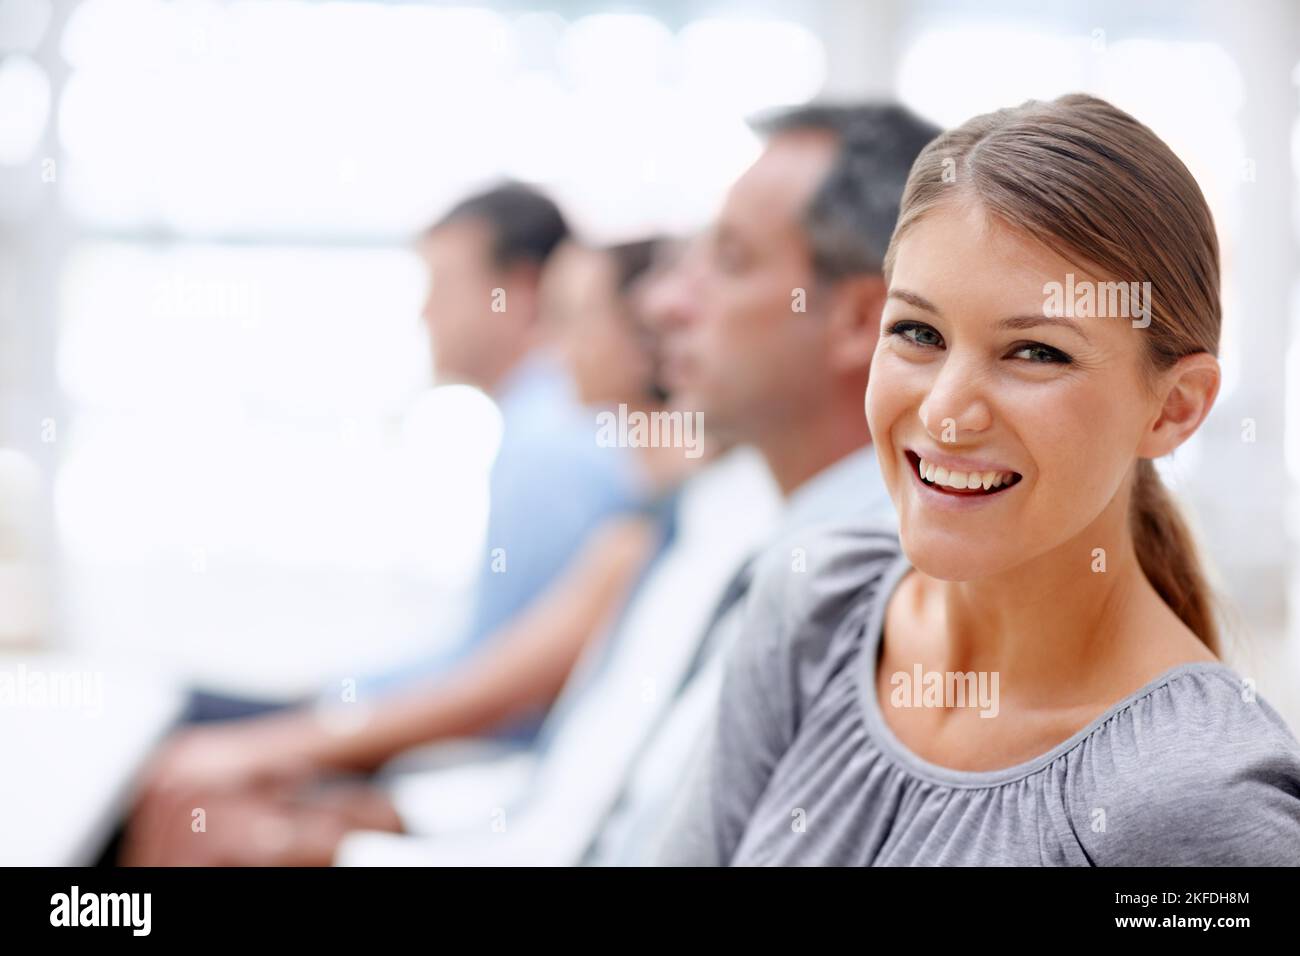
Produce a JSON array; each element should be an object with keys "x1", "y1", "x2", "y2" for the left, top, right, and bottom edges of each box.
[{"x1": 905, "y1": 450, "x2": 1022, "y2": 497}]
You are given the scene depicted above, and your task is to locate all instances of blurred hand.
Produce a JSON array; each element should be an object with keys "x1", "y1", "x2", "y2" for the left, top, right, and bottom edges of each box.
[
  {"x1": 122, "y1": 721, "x2": 318, "y2": 866},
  {"x1": 140, "y1": 721, "x2": 316, "y2": 797},
  {"x1": 121, "y1": 779, "x2": 402, "y2": 866}
]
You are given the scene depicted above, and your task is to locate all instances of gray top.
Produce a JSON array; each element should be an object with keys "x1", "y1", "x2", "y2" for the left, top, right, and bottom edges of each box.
[{"x1": 658, "y1": 523, "x2": 1300, "y2": 865}]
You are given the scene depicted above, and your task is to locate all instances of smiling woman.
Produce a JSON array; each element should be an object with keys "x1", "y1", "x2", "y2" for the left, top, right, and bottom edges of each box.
[
  {"x1": 659, "y1": 94, "x2": 1300, "y2": 867},
  {"x1": 874, "y1": 93, "x2": 1223, "y2": 647}
]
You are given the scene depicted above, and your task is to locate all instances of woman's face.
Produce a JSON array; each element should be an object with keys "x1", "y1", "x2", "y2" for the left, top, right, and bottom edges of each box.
[
  {"x1": 548, "y1": 247, "x2": 655, "y2": 407},
  {"x1": 866, "y1": 201, "x2": 1161, "y2": 581}
]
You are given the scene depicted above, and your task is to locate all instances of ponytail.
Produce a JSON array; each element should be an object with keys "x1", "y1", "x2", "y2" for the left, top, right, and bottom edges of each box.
[{"x1": 1130, "y1": 459, "x2": 1219, "y2": 654}]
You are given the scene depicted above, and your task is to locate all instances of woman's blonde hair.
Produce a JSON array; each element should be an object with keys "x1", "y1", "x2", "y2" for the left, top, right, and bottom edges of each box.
[{"x1": 884, "y1": 94, "x2": 1221, "y2": 652}]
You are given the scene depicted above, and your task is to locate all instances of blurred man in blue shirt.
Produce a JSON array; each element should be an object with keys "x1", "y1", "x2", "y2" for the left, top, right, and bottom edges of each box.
[
  {"x1": 166, "y1": 184, "x2": 644, "y2": 749},
  {"x1": 363, "y1": 186, "x2": 645, "y2": 696}
]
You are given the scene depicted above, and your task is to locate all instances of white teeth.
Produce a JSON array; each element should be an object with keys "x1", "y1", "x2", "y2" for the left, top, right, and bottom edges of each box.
[{"x1": 917, "y1": 457, "x2": 1015, "y2": 493}]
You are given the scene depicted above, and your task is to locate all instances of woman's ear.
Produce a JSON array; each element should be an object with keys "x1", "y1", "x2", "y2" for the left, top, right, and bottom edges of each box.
[
  {"x1": 1137, "y1": 352, "x2": 1221, "y2": 459},
  {"x1": 826, "y1": 274, "x2": 887, "y2": 373}
]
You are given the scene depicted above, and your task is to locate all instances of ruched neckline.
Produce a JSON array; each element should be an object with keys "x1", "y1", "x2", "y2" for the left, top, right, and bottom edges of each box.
[{"x1": 855, "y1": 549, "x2": 1239, "y2": 790}]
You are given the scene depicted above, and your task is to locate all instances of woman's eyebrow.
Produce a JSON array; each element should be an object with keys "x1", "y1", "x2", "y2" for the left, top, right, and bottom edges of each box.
[
  {"x1": 889, "y1": 288, "x2": 1093, "y2": 343},
  {"x1": 887, "y1": 289, "x2": 939, "y2": 313},
  {"x1": 999, "y1": 313, "x2": 1091, "y2": 342}
]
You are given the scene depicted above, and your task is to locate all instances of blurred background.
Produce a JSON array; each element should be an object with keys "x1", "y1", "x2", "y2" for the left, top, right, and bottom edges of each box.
[{"x1": 0, "y1": 0, "x2": 1297, "y2": 722}]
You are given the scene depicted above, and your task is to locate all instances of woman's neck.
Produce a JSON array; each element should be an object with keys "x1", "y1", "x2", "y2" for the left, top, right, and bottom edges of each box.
[{"x1": 909, "y1": 498, "x2": 1215, "y2": 708}]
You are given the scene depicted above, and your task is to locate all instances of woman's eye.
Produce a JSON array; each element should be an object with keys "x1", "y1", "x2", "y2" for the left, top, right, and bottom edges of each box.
[
  {"x1": 886, "y1": 321, "x2": 1072, "y2": 366},
  {"x1": 888, "y1": 321, "x2": 944, "y2": 349},
  {"x1": 1010, "y1": 342, "x2": 1073, "y2": 365}
]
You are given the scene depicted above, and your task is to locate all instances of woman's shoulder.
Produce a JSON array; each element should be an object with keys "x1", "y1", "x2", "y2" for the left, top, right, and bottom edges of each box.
[
  {"x1": 745, "y1": 518, "x2": 903, "y2": 638},
  {"x1": 732, "y1": 520, "x2": 903, "y2": 725},
  {"x1": 1063, "y1": 664, "x2": 1300, "y2": 865}
]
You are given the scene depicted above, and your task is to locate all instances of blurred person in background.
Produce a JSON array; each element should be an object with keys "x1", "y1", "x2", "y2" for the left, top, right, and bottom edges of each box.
[
  {"x1": 354, "y1": 185, "x2": 653, "y2": 710},
  {"x1": 115, "y1": 192, "x2": 673, "y2": 832},
  {"x1": 546, "y1": 239, "x2": 702, "y2": 494},
  {"x1": 119, "y1": 232, "x2": 689, "y2": 864},
  {"x1": 582, "y1": 102, "x2": 940, "y2": 865}
]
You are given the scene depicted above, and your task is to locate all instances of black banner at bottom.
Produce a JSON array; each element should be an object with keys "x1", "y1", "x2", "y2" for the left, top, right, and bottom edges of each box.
[{"x1": 1, "y1": 866, "x2": 1291, "y2": 941}]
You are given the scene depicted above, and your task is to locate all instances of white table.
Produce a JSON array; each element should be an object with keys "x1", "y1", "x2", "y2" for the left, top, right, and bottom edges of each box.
[{"x1": 0, "y1": 652, "x2": 183, "y2": 865}]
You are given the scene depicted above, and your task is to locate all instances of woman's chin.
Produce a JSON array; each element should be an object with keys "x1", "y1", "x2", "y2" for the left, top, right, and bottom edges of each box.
[{"x1": 898, "y1": 529, "x2": 1013, "y2": 583}]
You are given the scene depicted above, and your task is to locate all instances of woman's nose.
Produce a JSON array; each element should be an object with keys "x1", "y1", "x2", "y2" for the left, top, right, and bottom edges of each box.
[{"x1": 918, "y1": 357, "x2": 993, "y2": 443}]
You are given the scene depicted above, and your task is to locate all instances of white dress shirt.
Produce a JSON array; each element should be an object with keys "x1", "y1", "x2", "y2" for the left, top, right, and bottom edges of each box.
[
  {"x1": 586, "y1": 445, "x2": 896, "y2": 865},
  {"x1": 336, "y1": 446, "x2": 781, "y2": 865}
]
